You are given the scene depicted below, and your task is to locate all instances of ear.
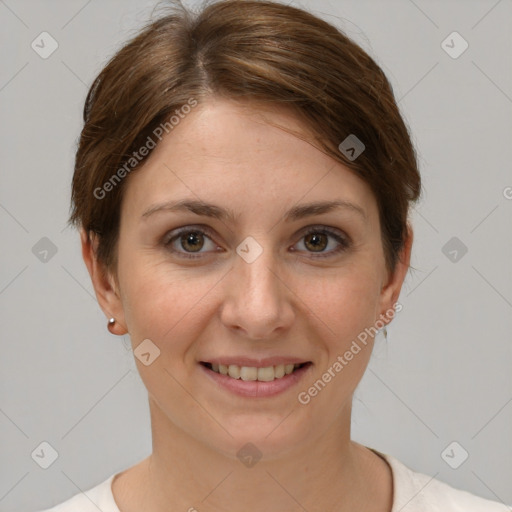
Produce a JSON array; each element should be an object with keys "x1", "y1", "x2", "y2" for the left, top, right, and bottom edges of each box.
[
  {"x1": 80, "y1": 228, "x2": 127, "y2": 335},
  {"x1": 377, "y1": 224, "x2": 413, "y2": 324}
]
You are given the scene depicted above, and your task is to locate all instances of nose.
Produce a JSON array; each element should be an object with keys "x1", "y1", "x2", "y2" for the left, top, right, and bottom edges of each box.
[{"x1": 219, "y1": 242, "x2": 295, "y2": 340}]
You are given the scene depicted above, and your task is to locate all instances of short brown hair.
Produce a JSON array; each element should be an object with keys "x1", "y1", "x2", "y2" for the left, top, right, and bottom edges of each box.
[{"x1": 69, "y1": 0, "x2": 421, "y2": 273}]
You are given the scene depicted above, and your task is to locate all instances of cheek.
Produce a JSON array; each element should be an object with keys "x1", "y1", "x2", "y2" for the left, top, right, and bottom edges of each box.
[
  {"x1": 118, "y1": 260, "x2": 221, "y2": 400},
  {"x1": 294, "y1": 270, "x2": 382, "y2": 415},
  {"x1": 310, "y1": 267, "x2": 381, "y2": 344},
  {"x1": 118, "y1": 251, "x2": 219, "y2": 346}
]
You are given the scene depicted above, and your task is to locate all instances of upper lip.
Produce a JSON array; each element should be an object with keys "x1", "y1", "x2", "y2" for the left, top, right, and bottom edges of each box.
[{"x1": 201, "y1": 356, "x2": 311, "y2": 368}]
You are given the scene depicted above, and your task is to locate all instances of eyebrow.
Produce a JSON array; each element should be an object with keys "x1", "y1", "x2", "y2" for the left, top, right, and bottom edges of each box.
[{"x1": 141, "y1": 199, "x2": 367, "y2": 222}]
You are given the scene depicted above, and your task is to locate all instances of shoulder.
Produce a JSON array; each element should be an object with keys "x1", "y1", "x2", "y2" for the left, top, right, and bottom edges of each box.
[
  {"x1": 377, "y1": 451, "x2": 511, "y2": 512},
  {"x1": 36, "y1": 473, "x2": 120, "y2": 512}
]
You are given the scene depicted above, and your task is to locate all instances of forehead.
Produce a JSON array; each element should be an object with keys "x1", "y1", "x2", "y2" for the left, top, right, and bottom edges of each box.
[
  {"x1": 148, "y1": 98, "x2": 324, "y2": 167},
  {"x1": 120, "y1": 97, "x2": 378, "y2": 224}
]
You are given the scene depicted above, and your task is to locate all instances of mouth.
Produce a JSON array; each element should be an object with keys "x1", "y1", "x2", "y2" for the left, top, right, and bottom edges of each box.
[{"x1": 200, "y1": 361, "x2": 312, "y2": 382}]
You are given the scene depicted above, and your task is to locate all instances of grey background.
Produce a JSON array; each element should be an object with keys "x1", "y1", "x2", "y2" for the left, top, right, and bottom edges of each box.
[{"x1": 1, "y1": 0, "x2": 511, "y2": 510}]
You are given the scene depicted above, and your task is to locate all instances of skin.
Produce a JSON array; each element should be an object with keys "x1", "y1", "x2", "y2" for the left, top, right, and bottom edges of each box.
[{"x1": 82, "y1": 97, "x2": 412, "y2": 512}]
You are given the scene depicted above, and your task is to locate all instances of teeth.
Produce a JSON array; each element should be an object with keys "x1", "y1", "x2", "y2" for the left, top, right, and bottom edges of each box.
[
  {"x1": 240, "y1": 366, "x2": 258, "y2": 381},
  {"x1": 208, "y1": 362, "x2": 304, "y2": 381},
  {"x1": 257, "y1": 366, "x2": 275, "y2": 382},
  {"x1": 228, "y1": 365, "x2": 240, "y2": 379}
]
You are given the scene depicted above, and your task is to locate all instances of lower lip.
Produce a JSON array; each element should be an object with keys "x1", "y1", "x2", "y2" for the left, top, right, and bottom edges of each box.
[{"x1": 199, "y1": 363, "x2": 313, "y2": 398}]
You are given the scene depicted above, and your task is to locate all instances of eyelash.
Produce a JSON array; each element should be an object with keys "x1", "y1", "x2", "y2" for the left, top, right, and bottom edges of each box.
[{"x1": 163, "y1": 225, "x2": 351, "y2": 260}]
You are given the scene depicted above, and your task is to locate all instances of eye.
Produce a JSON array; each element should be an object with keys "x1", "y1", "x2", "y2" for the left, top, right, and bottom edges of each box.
[
  {"x1": 163, "y1": 225, "x2": 351, "y2": 260},
  {"x1": 293, "y1": 226, "x2": 350, "y2": 257},
  {"x1": 163, "y1": 226, "x2": 220, "y2": 259}
]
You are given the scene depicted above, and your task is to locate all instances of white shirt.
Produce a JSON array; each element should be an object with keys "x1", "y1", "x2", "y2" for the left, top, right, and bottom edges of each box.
[{"x1": 38, "y1": 450, "x2": 510, "y2": 511}]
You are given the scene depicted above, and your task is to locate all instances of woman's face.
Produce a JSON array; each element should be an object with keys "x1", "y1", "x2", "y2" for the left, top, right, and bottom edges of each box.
[{"x1": 87, "y1": 97, "x2": 409, "y2": 459}]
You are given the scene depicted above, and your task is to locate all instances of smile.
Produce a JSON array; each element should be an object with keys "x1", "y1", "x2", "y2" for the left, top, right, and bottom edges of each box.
[
  {"x1": 201, "y1": 362, "x2": 310, "y2": 381},
  {"x1": 199, "y1": 361, "x2": 313, "y2": 398}
]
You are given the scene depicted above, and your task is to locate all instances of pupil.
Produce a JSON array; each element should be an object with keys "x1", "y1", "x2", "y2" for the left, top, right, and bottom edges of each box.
[
  {"x1": 182, "y1": 232, "x2": 203, "y2": 252},
  {"x1": 305, "y1": 233, "x2": 327, "y2": 252}
]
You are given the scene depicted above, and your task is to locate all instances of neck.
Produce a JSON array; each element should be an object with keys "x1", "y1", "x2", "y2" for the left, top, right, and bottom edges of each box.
[{"x1": 117, "y1": 398, "x2": 392, "y2": 512}]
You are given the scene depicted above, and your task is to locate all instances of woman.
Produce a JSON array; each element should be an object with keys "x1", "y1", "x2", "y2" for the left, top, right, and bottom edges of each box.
[{"x1": 39, "y1": 0, "x2": 509, "y2": 510}]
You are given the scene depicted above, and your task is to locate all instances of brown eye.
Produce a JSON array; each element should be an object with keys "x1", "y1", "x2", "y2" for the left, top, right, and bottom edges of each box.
[
  {"x1": 180, "y1": 231, "x2": 205, "y2": 252},
  {"x1": 304, "y1": 232, "x2": 328, "y2": 252},
  {"x1": 164, "y1": 226, "x2": 219, "y2": 259},
  {"x1": 294, "y1": 227, "x2": 351, "y2": 257}
]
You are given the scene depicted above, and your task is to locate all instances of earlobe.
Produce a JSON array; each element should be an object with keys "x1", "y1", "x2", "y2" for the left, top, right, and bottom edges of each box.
[
  {"x1": 80, "y1": 228, "x2": 128, "y2": 335},
  {"x1": 378, "y1": 224, "x2": 413, "y2": 325}
]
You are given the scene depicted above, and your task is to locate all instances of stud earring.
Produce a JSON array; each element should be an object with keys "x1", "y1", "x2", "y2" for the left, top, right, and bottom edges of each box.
[{"x1": 107, "y1": 318, "x2": 116, "y2": 333}]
